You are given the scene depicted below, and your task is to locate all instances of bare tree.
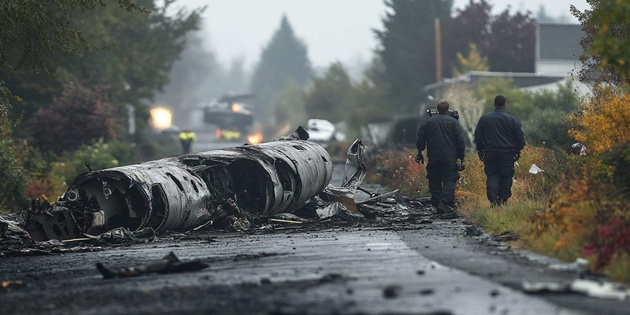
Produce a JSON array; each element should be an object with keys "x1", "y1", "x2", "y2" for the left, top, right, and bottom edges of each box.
[{"x1": 444, "y1": 84, "x2": 484, "y2": 146}]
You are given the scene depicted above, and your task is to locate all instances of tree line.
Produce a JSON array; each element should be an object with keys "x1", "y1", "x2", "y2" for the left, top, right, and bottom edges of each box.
[
  {"x1": 0, "y1": 0, "x2": 625, "y2": 212},
  {"x1": 248, "y1": 0, "x2": 539, "y2": 138}
]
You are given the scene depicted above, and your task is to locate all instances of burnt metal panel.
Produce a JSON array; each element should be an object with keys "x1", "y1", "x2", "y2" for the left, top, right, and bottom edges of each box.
[{"x1": 25, "y1": 135, "x2": 333, "y2": 240}]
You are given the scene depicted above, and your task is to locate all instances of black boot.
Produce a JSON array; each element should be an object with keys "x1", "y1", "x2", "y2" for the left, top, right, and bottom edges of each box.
[{"x1": 437, "y1": 203, "x2": 455, "y2": 214}]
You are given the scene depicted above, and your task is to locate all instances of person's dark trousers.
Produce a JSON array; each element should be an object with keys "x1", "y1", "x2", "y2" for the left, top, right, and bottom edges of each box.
[
  {"x1": 181, "y1": 140, "x2": 192, "y2": 154},
  {"x1": 483, "y1": 151, "x2": 516, "y2": 206},
  {"x1": 426, "y1": 159, "x2": 459, "y2": 207}
]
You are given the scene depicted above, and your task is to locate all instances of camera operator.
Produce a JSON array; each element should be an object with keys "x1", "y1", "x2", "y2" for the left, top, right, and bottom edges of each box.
[{"x1": 416, "y1": 100, "x2": 466, "y2": 214}]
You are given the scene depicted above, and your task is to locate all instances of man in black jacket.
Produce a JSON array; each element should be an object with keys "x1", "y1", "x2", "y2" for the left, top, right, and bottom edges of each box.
[
  {"x1": 416, "y1": 100, "x2": 466, "y2": 214},
  {"x1": 473, "y1": 95, "x2": 526, "y2": 206}
]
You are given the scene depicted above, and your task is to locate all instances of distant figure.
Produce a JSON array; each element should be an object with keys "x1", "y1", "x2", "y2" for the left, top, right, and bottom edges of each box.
[
  {"x1": 416, "y1": 100, "x2": 466, "y2": 214},
  {"x1": 473, "y1": 95, "x2": 526, "y2": 207},
  {"x1": 178, "y1": 128, "x2": 197, "y2": 154}
]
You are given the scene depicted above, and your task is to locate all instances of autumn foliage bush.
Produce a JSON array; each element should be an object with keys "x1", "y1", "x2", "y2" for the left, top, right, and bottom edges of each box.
[
  {"x1": 584, "y1": 218, "x2": 630, "y2": 271},
  {"x1": 0, "y1": 91, "x2": 61, "y2": 211},
  {"x1": 364, "y1": 148, "x2": 428, "y2": 197},
  {"x1": 0, "y1": 81, "x2": 151, "y2": 212},
  {"x1": 569, "y1": 88, "x2": 630, "y2": 154},
  {"x1": 530, "y1": 88, "x2": 630, "y2": 279}
]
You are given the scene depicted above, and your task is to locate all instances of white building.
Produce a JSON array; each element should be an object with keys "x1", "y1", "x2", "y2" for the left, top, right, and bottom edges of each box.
[
  {"x1": 536, "y1": 24, "x2": 584, "y2": 76},
  {"x1": 527, "y1": 23, "x2": 590, "y2": 95},
  {"x1": 425, "y1": 23, "x2": 590, "y2": 97}
]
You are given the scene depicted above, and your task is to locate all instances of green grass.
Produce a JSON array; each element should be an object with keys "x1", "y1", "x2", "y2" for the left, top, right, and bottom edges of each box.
[
  {"x1": 525, "y1": 229, "x2": 583, "y2": 262},
  {"x1": 605, "y1": 252, "x2": 630, "y2": 283},
  {"x1": 470, "y1": 199, "x2": 539, "y2": 236}
]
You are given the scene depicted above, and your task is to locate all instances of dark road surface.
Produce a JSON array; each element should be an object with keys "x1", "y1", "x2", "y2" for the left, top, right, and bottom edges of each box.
[
  {"x1": 1, "y1": 162, "x2": 629, "y2": 314},
  {"x1": 3, "y1": 218, "x2": 630, "y2": 314},
  {"x1": 0, "y1": 226, "x2": 574, "y2": 314}
]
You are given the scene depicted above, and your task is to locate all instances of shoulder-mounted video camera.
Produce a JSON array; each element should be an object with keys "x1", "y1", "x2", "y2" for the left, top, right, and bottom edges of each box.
[{"x1": 426, "y1": 109, "x2": 459, "y2": 120}]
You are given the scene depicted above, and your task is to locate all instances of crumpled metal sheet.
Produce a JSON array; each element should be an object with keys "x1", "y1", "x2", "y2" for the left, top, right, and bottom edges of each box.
[
  {"x1": 315, "y1": 139, "x2": 367, "y2": 220},
  {"x1": 25, "y1": 128, "x2": 334, "y2": 241},
  {"x1": 341, "y1": 139, "x2": 367, "y2": 191},
  {"x1": 84, "y1": 227, "x2": 156, "y2": 243},
  {"x1": 0, "y1": 214, "x2": 31, "y2": 243}
]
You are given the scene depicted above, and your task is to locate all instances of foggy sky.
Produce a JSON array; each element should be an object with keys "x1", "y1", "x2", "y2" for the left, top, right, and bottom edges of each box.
[{"x1": 175, "y1": 0, "x2": 590, "y2": 69}]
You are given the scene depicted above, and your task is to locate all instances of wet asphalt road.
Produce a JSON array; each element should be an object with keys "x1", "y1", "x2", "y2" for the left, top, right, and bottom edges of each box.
[
  {"x1": 1, "y1": 159, "x2": 630, "y2": 314},
  {"x1": 3, "y1": 220, "x2": 630, "y2": 315},
  {"x1": 3, "y1": 207, "x2": 630, "y2": 314}
]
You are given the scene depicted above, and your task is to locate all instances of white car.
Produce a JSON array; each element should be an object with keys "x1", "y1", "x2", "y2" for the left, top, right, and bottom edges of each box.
[{"x1": 306, "y1": 119, "x2": 336, "y2": 144}]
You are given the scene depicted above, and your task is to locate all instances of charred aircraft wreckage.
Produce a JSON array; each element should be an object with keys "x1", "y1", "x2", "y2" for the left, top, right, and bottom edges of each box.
[{"x1": 20, "y1": 127, "x2": 376, "y2": 242}]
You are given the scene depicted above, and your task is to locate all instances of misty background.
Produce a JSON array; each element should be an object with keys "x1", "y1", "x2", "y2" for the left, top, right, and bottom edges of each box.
[{"x1": 156, "y1": 0, "x2": 588, "y2": 131}]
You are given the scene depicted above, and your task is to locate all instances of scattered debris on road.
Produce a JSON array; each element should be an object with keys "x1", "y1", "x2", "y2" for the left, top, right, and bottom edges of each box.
[
  {"x1": 523, "y1": 278, "x2": 630, "y2": 300},
  {"x1": 1, "y1": 280, "x2": 23, "y2": 289},
  {"x1": 383, "y1": 285, "x2": 403, "y2": 299},
  {"x1": 464, "y1": 225, "x2": 484, "y2": 236},
  {"x1": 0, "y1": 213, "x2": 31, "y2": 244},
  {"x1": 96, "y1": 251, "x2": 209, "y2": 279}
]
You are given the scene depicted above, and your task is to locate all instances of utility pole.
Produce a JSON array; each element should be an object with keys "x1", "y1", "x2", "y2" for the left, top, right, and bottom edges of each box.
[{"x1": 434, "y1": 17, "x2": 442, "y2": 84}]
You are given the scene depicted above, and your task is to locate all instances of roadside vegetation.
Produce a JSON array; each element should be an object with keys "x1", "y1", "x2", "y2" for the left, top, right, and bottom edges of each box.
[
  {"x1": 366, "y1": 0, "x2": 630, "y2": 283},
  {"x1": 365, "y1": 104, "x2": 630, "y2": 282},
  {"x1": 368, "y1": 1, "x2": 630, "y2": 282}
]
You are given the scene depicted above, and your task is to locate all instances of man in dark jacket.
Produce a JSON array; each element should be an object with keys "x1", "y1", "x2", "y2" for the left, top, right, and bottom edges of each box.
[
  {"x1": 473, "y1": 95, "x2": 526, "y2": 206},
  {"x1": 416, "y1": 100, "x2": 466, "y2": 213}
]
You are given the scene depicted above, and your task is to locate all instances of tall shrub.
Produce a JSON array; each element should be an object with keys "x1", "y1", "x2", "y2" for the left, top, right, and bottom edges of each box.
[
  {"x1": 0, "y1": 84, "x2": 30, "y2": 212},
  {"x1": 29, "y1": 83, "x2": 116, "y2": 154}
]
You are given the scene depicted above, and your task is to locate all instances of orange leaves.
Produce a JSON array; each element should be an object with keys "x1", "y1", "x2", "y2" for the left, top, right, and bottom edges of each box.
[{"x1": 570, "y1": 90, "x2": 630, "y2": 154}]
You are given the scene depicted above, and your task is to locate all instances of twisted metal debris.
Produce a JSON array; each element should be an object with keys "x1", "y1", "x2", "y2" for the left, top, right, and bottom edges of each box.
[{"x1": 25, "y1": 128, "x2": 334, "y2": 241}]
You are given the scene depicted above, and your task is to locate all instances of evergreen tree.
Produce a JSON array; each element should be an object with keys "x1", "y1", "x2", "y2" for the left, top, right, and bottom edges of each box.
[
  {"x1": 0, "y1": 0, "x2": 150, "y2": 212},
  {"x1": 0, "y1": 0, "x2": 144, "y2": 73},
  {"x1": 374, "y1": 0, "x2": 453, "y2": 115},
  {"x1": 304, "y1": 63, "x2": 352, "y2": 122},
  {"x1": 536, "y1": 5, "x2": 554, "y2": 23},
  {"x1": 156, "y1": 32, "x2": 250, "y2": 128},
  {"x1": 303, "y1": 60, "x2": 390, "y2": 138},
  {"x1": 486, "y1": 10, "x2": 536, "y2": 73},
  {"x1": 443, "y1": 0, "x2": 491, "y2": 78},
  {"x1": 443, "y1": 0, "x2": 536, "y2": 75},
  {"x1": 155, "y1": 31, "x2": 220, "y2": 122},
  {"x1": 274, "y1": 81, "x2": 308, "y2": 135},
  {"x1": 345, "y1": 59, "x2": 391, "y2": 133},
  {"x1": 2, "y1": 0, "x2": 202, "y2": 136},
  {"x1": 250, "y1": 15, "x2": 312, "y2": 125}
]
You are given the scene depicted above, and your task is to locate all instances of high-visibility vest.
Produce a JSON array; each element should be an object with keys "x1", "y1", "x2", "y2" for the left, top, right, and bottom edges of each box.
[
  {"x1": 222, "y1": 130, "x2": 241, "y2": 140},
  {"x1": 178, "y1": 131, "x2": 197, "y2": 141}
]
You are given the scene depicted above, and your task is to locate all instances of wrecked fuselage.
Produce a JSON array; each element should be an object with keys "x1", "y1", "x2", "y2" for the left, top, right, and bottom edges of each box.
[{"x1": 26, "y1": 139, "x2": 333, "y2": 241}]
